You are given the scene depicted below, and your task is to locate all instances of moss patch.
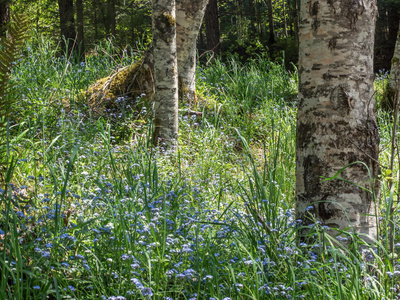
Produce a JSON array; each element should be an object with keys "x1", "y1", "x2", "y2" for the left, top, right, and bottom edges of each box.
[
  {"x1": 83, "y1": 51, "x2": 155, "y2": 114},
  {"x1": 162, "y1": 12, "x2": 176, "y2": 28}
]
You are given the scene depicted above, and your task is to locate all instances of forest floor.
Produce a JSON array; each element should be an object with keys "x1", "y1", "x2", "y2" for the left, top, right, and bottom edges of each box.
[{"x1": 0, "y1": 38, "x2": 398, "y2": 300}]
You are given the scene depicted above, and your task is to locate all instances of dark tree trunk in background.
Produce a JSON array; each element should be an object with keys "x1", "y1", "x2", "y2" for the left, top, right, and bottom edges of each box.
[
  {"x1": 375, "y1": 0, "x2": 400, "y2": 72},
  {"x1": 282, "y1": 0, "x2": 287, "y2": 37},
  {"x1": 249, "y1": 0, "x2": 256, "y2": 39},
  {"x1": 198, "y1": 23, "x2": 206, "y2": 54},
  {"x1": 109, "y1": 0, "x2": 116, "y2": 36},
  {"x1": 236, "y1": 0, "x2": 243, "y2": 38},
  {"x1": 205, "y1": 0, "x2": 220, "y2": 54},
  {"x1": 103, "y1": 0, "x2": 116, "y2": 37},
  {"x1": 292, "y1": 0, "x2": 299, "y2": 45},
  {"x1": 385, "y1": 20, "x2": 400, "y2": 111},
  {"x1": 93, "y1": 0, "x2": 99, "y2": 40},
  {"x1": 76, "y1": 0, "x2": 85, "y2": 57},
  {"x1": 266, "y1": 0, "x2": 275, "y2": 44},
  {"x1": 101, "y1": 1, "x2": 109, "y2": 35},
  {"x1": 58, "y1": 0, "x2": 76, "y2": 54},
  {"x1": 288, "y1": 0, "x2": 293, "y2": 36},
  {"x1": 388, "y1": 6, "x2": 400, "y2": 60},
  {"x1": 0, "y1": 0, "x2": 10, "y2": 36},
  {"x1": 256, "y1": 0, "x2": 263, "y2": 40}
]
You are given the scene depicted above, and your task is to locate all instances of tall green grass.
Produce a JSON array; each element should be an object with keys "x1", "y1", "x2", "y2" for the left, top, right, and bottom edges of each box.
[{"x1": 0, "y1": 38, "x2": 399, "y2": 300}]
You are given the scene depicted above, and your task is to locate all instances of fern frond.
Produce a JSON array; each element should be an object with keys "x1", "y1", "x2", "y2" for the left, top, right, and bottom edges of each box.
[{"x1": 0, "y1": 12, "x2": 29, "y2": 130}]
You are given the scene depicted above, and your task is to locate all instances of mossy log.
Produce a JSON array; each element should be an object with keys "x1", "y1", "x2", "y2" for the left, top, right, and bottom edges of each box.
[
  {"x1": 85, "y1": 50, "x2": 155, "y2": 114},
  {"x1": 84, "y1": 49, "x2": 197, "y2": 115}
]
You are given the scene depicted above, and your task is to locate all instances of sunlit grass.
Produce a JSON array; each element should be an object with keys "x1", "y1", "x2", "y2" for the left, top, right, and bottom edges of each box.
[{"x1": 0, "y1": 38, "x2": 399, "y2": 299}]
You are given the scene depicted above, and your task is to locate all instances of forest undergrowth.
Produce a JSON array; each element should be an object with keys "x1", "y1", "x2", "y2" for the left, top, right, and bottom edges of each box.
[{"x1": 0, "y1": 36, "x2": 400, "y2": 300}]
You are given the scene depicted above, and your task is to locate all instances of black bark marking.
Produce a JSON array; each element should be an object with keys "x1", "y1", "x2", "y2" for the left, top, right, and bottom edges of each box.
[
  {"x1": 297, "y1": 122, "x2": 316, "y2": 148},
  {"x1": 303, "y1": 155, "x2": 321, "y2": 197},
  {"x1": 153, "y1": 118, "x2": 162, "y2": 146},
  {"x1": 328, "y1": 36, "x2": 337, "y2": 50},
  {"x1": 311, "y1": 19, "x2": 320, "y2": 32},
  {"x1": 310, "y1": 1, "x2": 320, "y2": 32},
  {"x1": 330, "y1": 85, "x2": 351, "y2": 115},
  {"x1": 155, "y1": 13, "x2": 176, "y2": 41},
  {"x1": 342, "y1": 0, "x2": 366, "y2": 30},
  {"x1": 310, "y1": 1, "x2": 319, "y2": 16},
  {"x1": 299, "y1": 85, "x2": 314, "y2": 99},
  {"x1": 311, "y1": 64, "x2": 322, "y2": 70},
  {"x1": 346, "y1": 152, "x2": 358, "y2": 165},
  {"x1": 318, "y1": 200, "x2": 335, "y2": 221},
  {"x1": 322, "y1": 72, "x2": 338, "y2": 81}
]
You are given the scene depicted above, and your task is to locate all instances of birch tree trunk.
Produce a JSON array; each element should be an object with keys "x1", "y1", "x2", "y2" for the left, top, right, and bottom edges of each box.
[
  {"x1": 176, "y1": 0, "x2": 208, "y2": 103},
  {"x1": 296, "y1": 0, "x2": 380, "y2": 244},
  {"x1": 152, "y1": 0, "x2": 179, "y2": 149}
]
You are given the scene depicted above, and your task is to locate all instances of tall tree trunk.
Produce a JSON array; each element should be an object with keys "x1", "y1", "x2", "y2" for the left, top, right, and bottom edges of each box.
[
  {"x1": 58, "y1": 0, "x2": 76, "y2": 54},
  {"x1": 256, "y1": 0, "x2": 263, "y2": 40},
  {"x1": 288, "y1": 0, "x2": 294, "y2": 36},
  {"x1": 266, "y1": 0, "x2": 275, "y2": 44},
  {"x1": 101, "y1": 1, "x2": 110, "y2": 35},
  {"x1": 388, "y1": 6, "x2": 399, "y2": 48},
  {"x1": 296, "y1": 0, "x2": 380, "y2": 244},
  {"x1": 387, "y1": 21, "x2": 400, "y2": 106},
  {"x1": 93, "y1": 0, "x2": 99, "y2": 40},
  {"x1": 388, "y1": 4, "x2": 400, "y2": 67},
  {"x1": 176, "y1": 0, "x2": 208, "y2": 102},
  {"x1": 198, "y1": 23, "x2": 206, "y2": 54},
  {"x1": 236, "y1": 0, "x2": 243, "y2": 39},
  {"x1": 205, "y1": 0, "x2": 220, "y2": 54},
  {"x1": 387, "y1": 20, "x2": 400, "y2": 251},
  {"x1": 375, "y1": 1, "x2": 400, "y2": 72},
  {"x1": 292, "y1": 0, "x2": 299, "y2": 45},
  {"x1": 0, "y1": 0, "x2": 10, "y2": 36},
  {"x1": 152, "y1": 0, "x2": 179, "y2": 149},
  {"x1": 76, "y1": 0, "x2": 85, "y2": 57},
  {"x1": 282, "y1": 0, "x2": 288, "y2": 37},
  {"x1": 108, "y1": 0, "x2": 116, "y2": 36},
  {"x1": 130, "y1": 3, "x2": 136, "y2": 44},
  {"x1": 249, "y1": 0, "x2": 257, "y2": 39}
]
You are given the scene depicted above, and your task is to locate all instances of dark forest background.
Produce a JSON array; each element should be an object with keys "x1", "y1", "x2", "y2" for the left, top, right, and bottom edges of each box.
[{"x1": 2, "y1": 0, "x2": 399, "y2": 72}]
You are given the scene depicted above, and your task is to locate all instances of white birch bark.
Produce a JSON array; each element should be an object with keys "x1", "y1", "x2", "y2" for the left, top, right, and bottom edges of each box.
[
  {"x1": 152, "y1": 0, "x2": 179, "y2": 149},
  {"x1": 176, "y1": 0, "x2": 209, "y2": 102},
  {"x1": 296, "y1": 0, "x2": 380, "y2": 243}
]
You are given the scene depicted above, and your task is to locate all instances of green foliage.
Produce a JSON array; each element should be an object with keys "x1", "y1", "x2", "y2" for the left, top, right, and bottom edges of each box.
[
  {"x1": 271, "y1": 36, "x2": 299, "y2": 70},
  {"x1": 2, "y1": 38, "x2": 400, "y2": 300},
  {"x1": 0, "y1": 13, "x2": 29, "y2": 170},
  {"x1": 0, "y1": 13, "x2": 29, "y2": 129},
  {"x1": 197, "y1": 55, "x2": 297, "y2": 142}
]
